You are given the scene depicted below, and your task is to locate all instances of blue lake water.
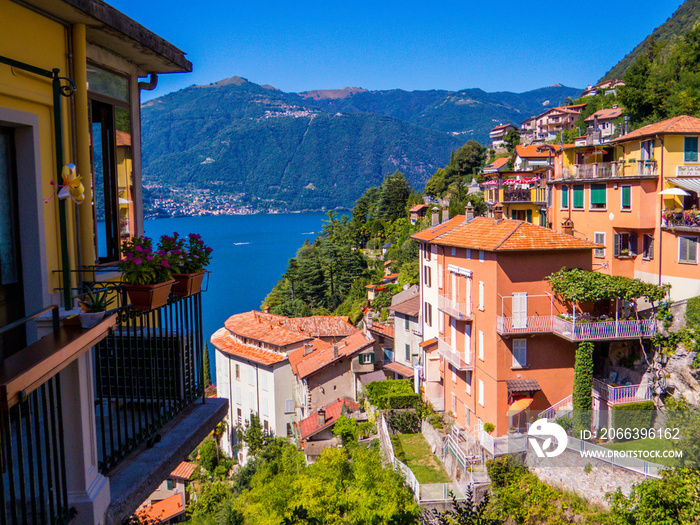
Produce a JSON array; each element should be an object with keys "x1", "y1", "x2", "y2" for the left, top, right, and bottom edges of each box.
[{"x1": 141, "y1": 212, "x2": 332, "y2": 383}]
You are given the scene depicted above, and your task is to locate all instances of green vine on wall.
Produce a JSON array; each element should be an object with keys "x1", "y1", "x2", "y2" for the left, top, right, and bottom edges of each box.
[
  {"x1": 573, "y1": 342, "x2": 594, "y2": 434},
  {"x1": 548, "y1": 268, "x2": 669, "y2": 305}
]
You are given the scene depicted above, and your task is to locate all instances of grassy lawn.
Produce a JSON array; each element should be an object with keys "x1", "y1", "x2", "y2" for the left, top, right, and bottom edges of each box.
[
  {"x1": 602, "y1": 437, "x2": 679, "y2": 467},
  {"x1": 390, "y1": 433, "x2": 451, "y2": 483}
]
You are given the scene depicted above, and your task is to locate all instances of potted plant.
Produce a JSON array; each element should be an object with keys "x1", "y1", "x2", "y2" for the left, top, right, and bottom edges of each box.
[
  {"x1": 118, "y1": 236, "x2": 174, "y2": 310},
  {"x1": 158, "y1": 233, "x2": 213, "y2": 297},
  {"x1": 78, "y1": 286, "x2": 114, "y2": 328}
]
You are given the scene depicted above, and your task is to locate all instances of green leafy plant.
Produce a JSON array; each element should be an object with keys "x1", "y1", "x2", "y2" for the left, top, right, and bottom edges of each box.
[
  {"x1": 118, "y1": 236, "x2": 172, "y2": 285},
  {"x1": 79, "y1": 286, "x2": 114, "y2": 313},
  {"x1": 573, "y1": 342, "x2": 594, "y2": 435},
  {"x1": 483, "y1": 422, "x2": 495, "y2": 433}
]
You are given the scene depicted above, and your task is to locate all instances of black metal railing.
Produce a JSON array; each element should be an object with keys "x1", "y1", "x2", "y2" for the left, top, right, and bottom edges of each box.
[
  {"x1": 0, "y1": 306, "x2": 74, "y2": 525},
  {"x1": 1, "y1": 375, "x2": 74, "y2": 525},
  {"x1": 93, "y1": 292, "x2": 205, "y2": 473}
]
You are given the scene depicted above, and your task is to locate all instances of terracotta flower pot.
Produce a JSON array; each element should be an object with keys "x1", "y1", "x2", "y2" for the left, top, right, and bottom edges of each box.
[
  {"x1": 124, "y1": 280, "x2": 175, "y2": 311},
  {"x1": 171, "y1": 271, "x2": 206, "y2": 297}
]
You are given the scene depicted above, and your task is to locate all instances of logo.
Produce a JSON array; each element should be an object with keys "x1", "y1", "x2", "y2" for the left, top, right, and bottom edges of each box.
[{"x1": 528, "y1": 418, "x2": 568, "y2": 458}]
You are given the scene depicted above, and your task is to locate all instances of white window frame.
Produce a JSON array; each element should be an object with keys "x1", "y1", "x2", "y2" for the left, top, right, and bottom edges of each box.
[
  {"x1": 478, "y1": 379, "x2": 485, "y2": 407},
  {"x1": 512, "y1": 338, "x2": 527, "y2": 368},
  {"x1": 438, "y1": 312, "x2": 444, "y2": 333},
  {"x1": 451, "y1": 247, "x2": 457, "y2": 256},
  {"x1": 478, "y1": 281, "x2": 485, "y2": 311},
  {"x1": 680, "y1": 236, "x2": 699, "y2": 264},
  {"x1": 478, "y1": 330, "x2": 484, "y2": 361},
  {"x1": 594, "y1": 232, "x2": 606, "y2": 259},
  {"x1": 438, "y1": 264, "x2": 443, "y2": 289},
  {"x1": 260, "y1": 371, "x2": 268, "y2": 391},
  {"x1": 466, "y1": 371, "x2": 472, "y2": 395},
  {"x1": 589, "y1": 183, "x2": 607, "y2": 211}
]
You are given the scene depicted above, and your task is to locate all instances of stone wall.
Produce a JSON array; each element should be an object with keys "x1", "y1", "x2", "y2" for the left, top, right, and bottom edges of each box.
[{"x1": 421, "y1": 419, "x2": 444, "y2": 458}]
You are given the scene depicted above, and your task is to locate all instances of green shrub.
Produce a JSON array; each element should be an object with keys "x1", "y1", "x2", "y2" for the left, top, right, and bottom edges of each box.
[
  {"x1": 686, "y1": 295, "x2": 700, "y2": 331},
  {"x1": 483, "y1": 422, "x2": 495, "y2": 433},
  {"x1": 386, "y1": 393, "x2": 421, "y2": 409},
  {"x1": 386, "y1": 410, "x2": 421, "y2": 433},
  {"x1": 573, "y1": 342, "x2": 594, "y2": 433},
  {"x1": 611, "y1": 400, "x2": 656, "y2": 441},
  {"x1": 365, "y1": 379, "x2": 416, "y2": 409},
  {"x1": 486, "y1": 455, "x2": 527, "y2": 488}
]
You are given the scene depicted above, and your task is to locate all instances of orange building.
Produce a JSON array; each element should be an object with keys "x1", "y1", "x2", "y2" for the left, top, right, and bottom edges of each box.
[
  {"x1": 412, "y1": 210, "x2": 600, "y2": 440},
  {"x1": 549, "y1": 115, "x2": 700, "y2": 301}
]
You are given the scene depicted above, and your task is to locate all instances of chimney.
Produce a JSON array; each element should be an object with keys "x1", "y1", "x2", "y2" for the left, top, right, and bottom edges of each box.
[
  {"x1": 493, "y1": 203, "x2": 504, "y2": 221},
  {"x1": 264, "y1": 305, "x2": 270, "y2": 313},
  {"x1": 333, "y1": 344, "x2": 338, "y2": 359},
  {"x1": 318, "y1": 408, "x2": 326, "y2": 427},
  {"x1": 431, "y1": 209, "x2": 439, "y2": 226},
  {"x1": 562, "y1": 218, "x2": 574, "y2": 236},
  {"x1": 304, "y1": 342, "x2": 314, "y2": 355},
  {"x1": 442, "y1": 208, "x2": 449, "y2": 223},
  {"x1": 465, "y1": 204, "x2": 474, "y2": 220}
]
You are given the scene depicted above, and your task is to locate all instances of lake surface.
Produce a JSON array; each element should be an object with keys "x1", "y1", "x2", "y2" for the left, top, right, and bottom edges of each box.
[{"x1": 141, "y1": 212, "x2": 333, "y2": 382}]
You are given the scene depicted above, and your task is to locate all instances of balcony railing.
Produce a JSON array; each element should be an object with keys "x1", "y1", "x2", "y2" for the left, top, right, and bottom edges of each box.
[
  {"x1": 592, "y1": 378, "x2": 653, "y2": 405},
  {"x1": 437, "y1": 336, "x2": 472, "y2": 371},
  {"x1": 94, "y1": 292, "x2": 205, "y2": 473},
  {"x1": 662, "y1": 210, "x2": 700, "y2": 230},
  {"x1": 563, "y1": 162, "x2": 619, "y2": 180},
  {"x1": 497, "y1": 315, "x2": 656, "y2": 341},
  {"x1": 437, "y1": 295, "x2": 471, "y2": 321}
]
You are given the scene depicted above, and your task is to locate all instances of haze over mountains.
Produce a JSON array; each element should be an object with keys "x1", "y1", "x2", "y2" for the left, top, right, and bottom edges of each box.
[{"x1": 140, "y1": 78, "x2": 580, "y2": 210}]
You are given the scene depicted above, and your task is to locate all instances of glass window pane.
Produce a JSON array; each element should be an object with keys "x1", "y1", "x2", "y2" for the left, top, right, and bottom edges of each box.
[
  {"x1": 87, "y1": 65, "x2": 129, "y2": 102},
  {"x1": 0, "y1": 134, "x2": 18, "y2": 284}
]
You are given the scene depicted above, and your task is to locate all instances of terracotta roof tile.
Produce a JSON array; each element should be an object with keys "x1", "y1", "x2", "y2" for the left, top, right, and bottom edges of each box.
[
  {"x1": 515, "y1": 144, "x2": 562, "y2": 159},
  {"x1": 369, "y1": 321, "x2": 394, "y2": 338},
  {"x1": 414, "y1": 216, "x2": 598, "y2": 252},
  {"x1": 297, "y1": 398, "x2": 359, "y2": 440},
  {"x1": 137, "y1": 493, "x2": 185, "y2": 524},
  {"x1": 254, "y1": 312, "x2": 356, "y2": 338},
  {"x1": 411, "y1": 216, "x2": 465, "y2": 242},
  {"x1": 294, "y1": 331, "x2": 374, "y2": 379},
  {"x1": 211, "y1": 328, "x2": 287, "y2": 366},
  {"x1": 223, "y1": 311, "x2": 314, "y2": 347},
  {"x1": 584, "y1": 107, "x2": 624, "y2": 122},
  {"x1": 390, "y1": 295, "x2": 420, "y2": 318},
  {"x1": 384, "y1": 362, "x2": 413, "y2": 377},
  {"x1": 409, "y1": 204, "x2": 429, "y2": 212},
  {"x1": 170, "y1": 461, "x2": 195, "y2": 481},
  {"x1": 288, "y1": 339, "x2": 331, "y2": 375},
  {"x1": 615, "y1": 115, "x2": 700, "y2": 142},
  {"x1": 491, "y1": 124, "x2": 515, "y2": 131},
  {"x1": 506, "y1": 378, "x2": 542, "y2": 393},
  {"x1": 485, "y1": 157, "x2": 509, "y2": 170}
]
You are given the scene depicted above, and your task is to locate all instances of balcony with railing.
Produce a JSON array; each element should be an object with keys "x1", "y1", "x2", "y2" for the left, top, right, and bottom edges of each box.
[
  {"x1": 0, "y1": 286, "x2": 228, "y2": 525},
  {"x1": 561, "y1": 160, "x2": 657, "y2": 181},
  {"x1": 662, "y1": 208, "x2": 700, "y2": 231},
  {"x1": 484, "y1": 187, "x2": 547, "y2": 204},
  {"x1": 592, "y1": 378, "x2": 653, "y2": 405},
  {"x1": 497, "y1": 314, "x2": 656, "y2": 341},
  {"x1": 437, "y1": 335, "x2": 472, "y2": 371},
  {"x1": 437, "y1": 294, "x2": 471, "y2": 321}
]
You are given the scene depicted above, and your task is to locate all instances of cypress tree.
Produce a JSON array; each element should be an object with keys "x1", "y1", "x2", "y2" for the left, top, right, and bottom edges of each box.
[{"x1": 203, "y1": 342, "x2": 212, "y2": 387}]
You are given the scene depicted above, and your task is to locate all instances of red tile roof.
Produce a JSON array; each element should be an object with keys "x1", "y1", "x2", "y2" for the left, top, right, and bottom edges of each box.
[
  {"x1": 409, "y1": 204, "x2": 429, "y2": 213},
  {"x1": 170, "y1": 461, "x2": 195, "y2": 481},
  {"x1": 384, "y1": 362, "x2": 414, "y2": 377},
  {"x1": 255, "y1": 312, "x2": 356, "y2": 338},
  {"x1": 491, "y1": 124, "x2": 516, "y2": 131},
  {"x1": 420, "y1": 337, "x2": 438, "y2": 348},
  {"x1": 288, "y1": 339, "x2": 331, "y2": 375},
  {"x1": 515, "y1": 144, "x2": 562, "y2": 159},
  {"x1": 584, "y1": 107, "x2": 624, "y2": 122},
  {"x1": 297, "y1": 398, "x2": 359, "y2": 440},
  {"x1": 116, "y1": 130, "x2": 132, "y2": 147},
  {"x1": 615, "y1": 115, "x2": 700, "y2": 142},
  {"x1": 485, "y1": 157, "x2": 509, "y2": 170},
  {"x1": 293, "y1": 331, "x2": 374, "y2": 379},
  {"x1": 137, "y1": 493, "x2": 185, "y2": 524},
  {"x1": 369, "y1": 321, "x2": 394, "y2": 339},
  {"x1": 211, "y1": 328, "x2": 288, "y2": 366},
  {"x1": 410, "y1": 216, "x2": 465, "y2": 242},
  {"x1": 223, "y1": 311, "x2": 314, "y2": 347},
  {"x1": 412, "y1": 216, "x2": 598, "y2": 252},
  {"x1": 390, "y1": 295, "x2": 420, "y2": 318}
]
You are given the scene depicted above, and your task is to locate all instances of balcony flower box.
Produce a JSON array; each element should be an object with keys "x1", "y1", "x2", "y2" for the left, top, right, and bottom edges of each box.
[
  {"x1": 172, "y1": 271, "x2": 206, "y2": 297},
  {"x1": 124, "y1": 279, "x2": 175, "y2": 311}
]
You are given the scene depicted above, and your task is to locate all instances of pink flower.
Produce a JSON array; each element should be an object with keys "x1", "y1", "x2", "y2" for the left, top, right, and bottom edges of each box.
[
  {"x1": 146, "y1": 255, "x2": 153, "y2": 261},
  {"x1": 133, "y1": 258, "x2": 142, "y2": 265},
  {"x1": 161, "y1": 260, "x2": 170, "y2": 268}
]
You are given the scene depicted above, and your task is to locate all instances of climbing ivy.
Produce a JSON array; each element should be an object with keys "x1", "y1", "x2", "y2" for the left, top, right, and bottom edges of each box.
[
  {"x1": 573, "y1": 342, "x2": 594, "y2": 434},
  {"x1": 548, "y1": 268, "x2": 669, "y2": 305}
]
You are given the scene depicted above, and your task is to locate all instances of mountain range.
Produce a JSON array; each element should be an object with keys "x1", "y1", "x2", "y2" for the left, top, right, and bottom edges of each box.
[{"x1": 140, "y1": 78, "x2": 580, "y2": 210}]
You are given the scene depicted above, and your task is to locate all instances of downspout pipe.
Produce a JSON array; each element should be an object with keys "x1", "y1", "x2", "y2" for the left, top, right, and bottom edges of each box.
[
  {"x1": 657, "y1": 134, "x2": 664, "y2": 287},
  {"x1": 138, "y1": 73, "x2": 158, "y2": 91}
]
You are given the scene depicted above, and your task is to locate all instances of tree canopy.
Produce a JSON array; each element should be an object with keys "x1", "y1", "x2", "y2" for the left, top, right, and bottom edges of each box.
[{"x1": 547, "y1": 268, "x2": 669, "y2": 304}]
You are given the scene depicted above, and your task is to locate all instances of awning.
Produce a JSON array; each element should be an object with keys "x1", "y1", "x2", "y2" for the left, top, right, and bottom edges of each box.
[
  {"x1": 420, "y1": 337, "x2": 438, "y2": 348},
  {"x1": 669, "y1": 178, "x2": 700, "y2": 194},
  {"x1": 528, "y1": 160, "x2": 550, "y2": 167},
  {"x1": 384, "y1": 361, "x2": 414, "y2": 378},
  {"x1": 506, "y1": 378, "x2": 541, "y2": 395},
  {"x1": 508, "y1": 398, "x2": 533, "y2": 415}
]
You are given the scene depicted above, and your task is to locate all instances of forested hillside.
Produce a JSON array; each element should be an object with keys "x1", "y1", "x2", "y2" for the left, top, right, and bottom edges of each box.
[
  {"x1": 601, "y1": 0, "x2": 700, "y2": 81},
  {"x1": 140, "y1": 77, "x2": 580, "y2": 211}
]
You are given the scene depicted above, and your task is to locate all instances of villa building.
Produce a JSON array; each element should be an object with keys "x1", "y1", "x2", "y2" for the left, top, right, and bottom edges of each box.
[
  {"x1": 549, "y1": 114, "x2": 700, "y2": 301},
  {"x1": 489, "y1": 124, "x2": 517, "y2": 148},
  {"x1": 534, "y1": 104, "x2": 586, "y2": 140},
  {"x1": 0, "y1": 1, "x2": 227, "y2": 524}
]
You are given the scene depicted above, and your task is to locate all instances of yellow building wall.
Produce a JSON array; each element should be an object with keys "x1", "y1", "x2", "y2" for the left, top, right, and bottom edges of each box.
[{"x1": 0, "y1": 0, "x2": 77, "y2": 296}]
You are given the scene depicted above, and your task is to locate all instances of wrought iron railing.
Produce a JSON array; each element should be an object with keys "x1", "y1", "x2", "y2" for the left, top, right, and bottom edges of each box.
[
  {"x1": 497, "y1": 315, "x2": 656, "y2": 341},
  {"x1": 592, "y1": 378, "x2": 653, "y2": 404},
  {"x1": 437, "y1": 294, "x2": 470, "y2": 320},
  {"x1": 0, "y1": 306, "x2": 73, "y2": 525},
  {"x1": 94, "y1": 292, "x2": 205, "y2": 473},
  {"x1": 437, "y1": 336, "x2": 472, "y2": 371}
]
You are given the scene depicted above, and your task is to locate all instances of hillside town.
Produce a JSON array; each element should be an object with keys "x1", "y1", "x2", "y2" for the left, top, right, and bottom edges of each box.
[{"x1": 2, "y1": 0, "x2": 700, "y2": 524}]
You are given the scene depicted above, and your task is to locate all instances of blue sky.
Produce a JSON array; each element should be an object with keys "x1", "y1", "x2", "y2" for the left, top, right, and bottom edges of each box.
[{"x1": 109, "y1": 0, "x2": 684, "y2": 101}]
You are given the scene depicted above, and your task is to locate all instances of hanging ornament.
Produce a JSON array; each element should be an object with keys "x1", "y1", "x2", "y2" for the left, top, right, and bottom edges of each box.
[{"x1": 58, "y1": 163, "x2": 85, "y2": 204}]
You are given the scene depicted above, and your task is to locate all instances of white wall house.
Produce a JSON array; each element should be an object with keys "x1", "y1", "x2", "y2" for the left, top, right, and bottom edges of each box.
[{"x1": 389, "y1": 289, "x2": 421, "y2": 385}]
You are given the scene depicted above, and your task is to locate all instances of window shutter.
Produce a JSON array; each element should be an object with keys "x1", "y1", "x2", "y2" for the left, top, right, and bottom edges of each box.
[
  {"x1": 260, "y1": 372, "x2": 267, "y2": 391},
  {"x1": 236, "y1": 387, "x2": 241, "y2": 405},
  {"x1": 285, "y1": 399, "x2": 294, "y2": 414},
  {"x1": 629, "y1": 233, "x2": 638, "y2": 256},
  {"x1": 613, "y1": 233, "x2": 621, "y2": 257},
  {"x1": 594, "y1": 232, "x2": 605, "y2": 258},
  {"x1": 511, "y1": 210, "x2": 517, "y2": 220},
  {"x1": 466, "y1": 371, "x2": 472, "y2": 395},
  {"x1": 591, "y1": 184, "x2": 606, "y2": 205},
  {"x1": 526, "y1": 209, "x2": 533, "y2": 223},
  {"x1": 573, "y1": 185, "x2": 584, "y2": 208},
  {"x1": 405, "y1": 344, "x2": 411, "y2": 361},
  {"x1": 261, "y1": 396, "x2": 268, "y2": 416},
  {"x1": 561, "y1": 186, "x2": 568, "y2": 208},
  {"x1": 512, "y1": 293, "x2": 528, "y2": 329},
  {"x1": 621, "y1": 186, "x2": 631, "y2": 209},
  {"x1": 512, "y1": 339, "x2": 527, "y2": 368},
  {"x1": 478, "y1": 380, "x2": 485, "y2": 406},
  {"x1": 249, "y1": 392, "x2": 255, "y2": 411},
  {"x1": 249, "y1": 368, "x2": 255, "y2": 386},
  {"x1": 478, "y1": 331, "x2": 484, "y2": 361}
]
